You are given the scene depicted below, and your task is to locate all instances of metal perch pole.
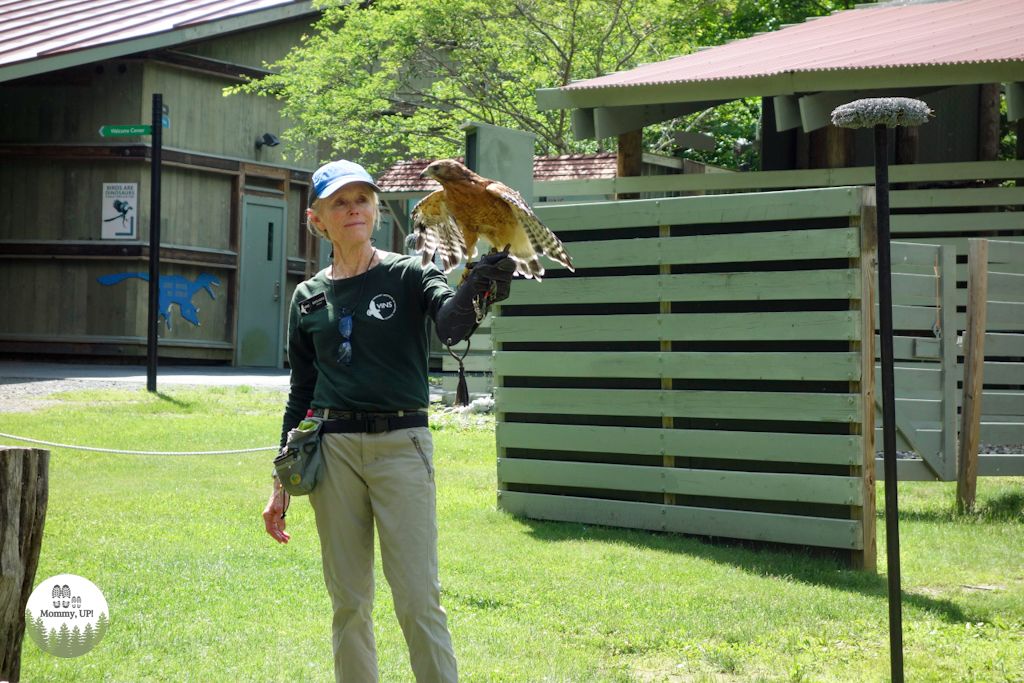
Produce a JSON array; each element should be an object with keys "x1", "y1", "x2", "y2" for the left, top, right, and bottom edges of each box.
[{"x1": 832, "y1": 97, "x2": 933, "y2": 683}]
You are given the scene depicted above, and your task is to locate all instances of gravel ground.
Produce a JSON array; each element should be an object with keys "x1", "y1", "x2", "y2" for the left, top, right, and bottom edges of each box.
[{"x1": 0, "y1": 376, "x2": 289, "y2": 415}]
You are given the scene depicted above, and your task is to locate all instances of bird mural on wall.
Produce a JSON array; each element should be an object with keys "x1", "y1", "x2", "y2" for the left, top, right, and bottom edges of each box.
[
  {"x1": 96, "y1": 272, "x2": 219, "y2": 328},
  {"x1": 411, "y1": 159, "x2": 574, "y2": 281}
]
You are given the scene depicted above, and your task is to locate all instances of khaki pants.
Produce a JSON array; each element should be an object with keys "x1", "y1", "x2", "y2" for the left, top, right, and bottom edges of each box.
[{"x1": 309, "y1": 426, "x2": 458, "y2": 683}]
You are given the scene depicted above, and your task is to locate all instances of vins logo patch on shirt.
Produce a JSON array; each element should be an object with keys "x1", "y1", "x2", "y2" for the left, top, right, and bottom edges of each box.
[{"x1": 298, "y1": 292, "x2": 327, "y2": 316}]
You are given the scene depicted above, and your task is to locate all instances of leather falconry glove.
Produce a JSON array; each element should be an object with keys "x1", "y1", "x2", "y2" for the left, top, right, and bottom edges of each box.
[{"x1": 435, "y1": 250, "x2": 515, "y2": 346}]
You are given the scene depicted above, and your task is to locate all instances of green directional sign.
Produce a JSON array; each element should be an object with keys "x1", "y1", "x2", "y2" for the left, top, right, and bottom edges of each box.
[{"x1": 99, "y1": 125, "x2": 152, "y2": 137}]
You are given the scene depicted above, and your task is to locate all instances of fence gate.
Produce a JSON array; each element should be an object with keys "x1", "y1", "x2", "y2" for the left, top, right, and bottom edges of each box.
[
  {"x1": 493, "y1": 187, "x2": 879, "y2": 569},
  {"x1": 964, "y1": 240, "x2": 1024, "y2": 476},
  {"x1": 880, "y1": 241, "x2": 958, "y2": 481}
]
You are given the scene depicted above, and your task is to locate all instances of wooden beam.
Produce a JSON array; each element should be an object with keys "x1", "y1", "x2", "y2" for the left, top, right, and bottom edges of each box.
[
  {"x1": 1007, "y1": 83, "x2": 1024, "y2": 122},
  {"x1": 498, "y1": 459, "x2": 862, "y2": 506},
  {"x1": 616, "y1": 129, "x2": 643, "y2": 200},
  {"x1": 492, "y1": 310, "x2": 861, "y2": 343},
  {"x1": 540, "y1": 158, "x2": 1024, "y2": 197},
  {"x1": 826, "y1": 125, "x2": 854, "y2": 169},
  {"x1": 773, "y1": 95, "x2": 802, "y2": 132},
  {"x1": 799, "y1": 88, "x2": 944, "y2": 133},
  {"x1": 500, "y1": 491, "x2": 862, "y2": 550},
  {"x1": 855, "y1": 197, "x2": 877, "y2": 572},
  {"x1": 593, "y1": 101, "x2": 726, "y2": 140},
  {"x1": 659, "y1": 225, "x2": 675, "y2": 506},
  {"x1": 979, "y1": 84, "x2": 1001, "y2": 163},
  {"x1": 494, "y1": 387, "x2": 860, "y2": 423},
  {"x1": 895, "y1": 126, "x2": 919, "y2": 190},
  {"x1": 497, "y1": 422, "x2": 861, "y2": 466},
  {"x1": 958, "y1": 238, "x2": 988, "y2": 514},
  {"x1": 571, "y1": 108, "x2": 596, "y2": 141},
  {"x1": 0, "y1": 241, "x2": 238, "y2": 267},
  {"x1": 144, "y1": 50, "x2": 276, "y2": 82},
  {"x1": 535, "y1": 62, "x2": 1024, "y2": 111}
]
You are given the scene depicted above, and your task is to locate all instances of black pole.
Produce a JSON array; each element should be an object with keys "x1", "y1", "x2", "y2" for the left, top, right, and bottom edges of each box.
[
  {"x1": 146, "y1": 94, "x2": 162, "y2": 392},
  {"x1": 874, "y1": 123, "x2": 904, "y2": 683}
]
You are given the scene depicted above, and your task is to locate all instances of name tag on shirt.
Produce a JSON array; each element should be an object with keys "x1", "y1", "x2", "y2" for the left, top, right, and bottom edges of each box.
[{"x1": 298, "y1": 292, "x2": 327, "y2": 316}]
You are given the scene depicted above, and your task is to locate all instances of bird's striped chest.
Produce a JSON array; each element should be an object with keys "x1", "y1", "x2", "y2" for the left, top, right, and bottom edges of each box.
[{"x1": 444, "y1": 183, "x2": 514, "y2": 234}]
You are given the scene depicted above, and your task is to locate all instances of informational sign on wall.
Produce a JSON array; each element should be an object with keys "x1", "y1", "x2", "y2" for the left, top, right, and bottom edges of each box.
[{"x1": 101, "y1": 183, "x2": 137, "y2": 239}]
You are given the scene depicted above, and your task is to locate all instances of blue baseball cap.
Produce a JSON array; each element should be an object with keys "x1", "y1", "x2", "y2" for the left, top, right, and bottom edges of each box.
[{"x1": 312, "y1": 160, "x2": 382, "y2": 200}]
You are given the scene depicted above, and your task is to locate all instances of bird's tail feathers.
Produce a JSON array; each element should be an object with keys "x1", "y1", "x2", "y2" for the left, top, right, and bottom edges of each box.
[{"x1": 506, "y1": 253, "x2": 544, "y2": 282}]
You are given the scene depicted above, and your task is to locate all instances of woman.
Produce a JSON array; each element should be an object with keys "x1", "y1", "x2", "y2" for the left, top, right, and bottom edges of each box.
[{"x1": 262, "y1": 159, "x2": 512, "y2": 683}]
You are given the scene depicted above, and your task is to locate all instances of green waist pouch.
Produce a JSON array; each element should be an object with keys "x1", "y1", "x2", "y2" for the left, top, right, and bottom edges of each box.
[{"x1": 273, "y1": 417, "x2": 324, "y2": 496}]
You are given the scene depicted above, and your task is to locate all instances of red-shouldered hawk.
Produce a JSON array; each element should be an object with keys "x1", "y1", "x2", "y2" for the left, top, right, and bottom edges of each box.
[{"x1": 412, "y1": 159, "x2": 574, "y2": 280}]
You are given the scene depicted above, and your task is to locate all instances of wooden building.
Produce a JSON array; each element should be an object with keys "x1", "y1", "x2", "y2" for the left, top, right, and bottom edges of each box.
[
  {"x1": 0, "y1": 0, "x2": 341, "y2": 367},
  {"x1": 483, "y1": 0, "x2": 1024, "y2": 559},
  {"x1": 536, "y1": 0, "x2": 1024, "y2": 214}
]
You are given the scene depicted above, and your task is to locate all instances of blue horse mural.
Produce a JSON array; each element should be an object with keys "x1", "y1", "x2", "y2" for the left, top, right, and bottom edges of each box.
[{"x1": 97, "y1": 273, "x2": 219, "y2": 328}]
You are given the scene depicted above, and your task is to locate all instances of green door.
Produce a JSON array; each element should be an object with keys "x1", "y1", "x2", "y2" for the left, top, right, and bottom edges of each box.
[{"x1": 237, "y1": 198, "x2": 287, "y2": 367}]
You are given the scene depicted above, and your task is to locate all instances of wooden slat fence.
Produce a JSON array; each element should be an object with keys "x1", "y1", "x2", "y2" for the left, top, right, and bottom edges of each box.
[
  {"x1": 493, "y1": 186, "x2": 878, "y2": 569},
  {"x1": 874, "y1": 241, "x2": 958, "y2": 482},
  {"x1": 964, "y1": 240, "x2": 1024, "y2": 477}
]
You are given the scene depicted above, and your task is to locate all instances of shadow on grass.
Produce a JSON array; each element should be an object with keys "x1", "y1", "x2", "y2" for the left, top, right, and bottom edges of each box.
[
  {"x1": 152, "y1": 391, "x2": 197, "y2": 409},
  {"x1": 978, "y1": 490, "x2": 1024, "y2": 522},
  {"x1": 517, "y1": 518, "x2": 976, "y2": 625},
  {"x1": 895, "y1": 490, "x2": 1024, "y2": 524}
]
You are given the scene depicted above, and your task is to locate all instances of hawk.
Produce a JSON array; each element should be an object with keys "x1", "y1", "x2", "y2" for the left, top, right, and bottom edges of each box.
[{"x1": 412, "y1": 159, "x2": 574, "y2": 280}]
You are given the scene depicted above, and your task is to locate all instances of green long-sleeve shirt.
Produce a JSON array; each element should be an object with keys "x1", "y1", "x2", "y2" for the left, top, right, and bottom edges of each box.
[{"x1": 280, "y1": 253, "x2": 453, "y2": 446}]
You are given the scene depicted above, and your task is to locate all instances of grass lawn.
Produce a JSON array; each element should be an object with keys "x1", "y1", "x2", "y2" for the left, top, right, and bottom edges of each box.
[{"x1": 3, "y1": 386, "x2": 1023, "y2": 683}]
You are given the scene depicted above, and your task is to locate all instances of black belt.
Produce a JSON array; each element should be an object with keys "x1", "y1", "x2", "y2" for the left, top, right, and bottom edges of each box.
[{"x1": 316, "y1": 412, "x2": 429, "y2": 434}]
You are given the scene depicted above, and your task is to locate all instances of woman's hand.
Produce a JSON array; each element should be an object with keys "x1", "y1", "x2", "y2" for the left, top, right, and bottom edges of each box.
[{"x1": 263, "y1": 477, "x2": 291, "y2": 544}]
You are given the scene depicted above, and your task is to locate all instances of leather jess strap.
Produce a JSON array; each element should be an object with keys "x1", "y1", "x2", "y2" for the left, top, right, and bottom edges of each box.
[{"x1": 320, "y1": 413, "x2": 429, "y2": 434}]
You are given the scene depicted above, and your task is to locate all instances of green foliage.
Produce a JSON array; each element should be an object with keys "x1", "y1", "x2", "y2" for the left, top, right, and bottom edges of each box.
[
  {"x1": 669, "y1": 0, "x2": 868, "y2": 47},
  {"x1": 233, "y1": 0, "x2": 883, "y2": 173},
  {"x1": 1000, "y1": 96, "x2": 1019, "y2": 162},
  {"x1": 234, "y1": 0, "x2": 709, "y2": 175}
]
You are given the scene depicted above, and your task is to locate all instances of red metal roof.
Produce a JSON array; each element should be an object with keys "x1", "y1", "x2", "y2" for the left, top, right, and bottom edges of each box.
[
  {"x1": 0, "y1": 0, "x2": 311, "y2": 70},
  {"x1": 563, "y1": 0, "x2": 1024, "y2": 92},
  {"x1": 377, "y1": 154, "x2": 620, "y2": 193}
]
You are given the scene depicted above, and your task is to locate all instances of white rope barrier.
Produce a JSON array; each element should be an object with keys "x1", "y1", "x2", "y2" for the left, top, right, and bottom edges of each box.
[{"x1": 0, "y1": 432, "x2": 276, "y2": 455}]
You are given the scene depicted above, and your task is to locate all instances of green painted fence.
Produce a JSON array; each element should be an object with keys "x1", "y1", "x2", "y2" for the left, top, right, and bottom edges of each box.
[
  {"x1": 873, "y1": 241, "x2": 958, "y2": 482},
  {"x1": 974, "y1": 241, "x2": 1024, "y2": 472},
  {"x1": 493, "y1": 186, "x2": 878, "y2": 570},
  {"x1": 882, "y1": 239, "x2": 1024, "y2": 480}
]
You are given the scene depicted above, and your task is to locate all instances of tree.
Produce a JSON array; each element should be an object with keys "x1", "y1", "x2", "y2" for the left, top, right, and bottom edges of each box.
[
  {"x1": 239, "y1": 0, "x2": 880, "y2": 174},
  {"x1": 82, "y1": 622, "x2": 96, "y2": 653},
  {"x1": 236, "y1": 0, "x2": 714, "y2": 175},
  {"x1": 56, "y1": 623, "x2": 71, "y2": 658},
  {"x1": 69, "y1": 625, "x2": 85, "y2": 657},
  {"x1": 94, "y1": 611, "x2": 109, "y2": 645},
  {"x1": 669, "y1": 0, "x2": 870, "y2": 48},
  {"x1": 24, "y1": 610, "x2": 46, "y2": 651}
]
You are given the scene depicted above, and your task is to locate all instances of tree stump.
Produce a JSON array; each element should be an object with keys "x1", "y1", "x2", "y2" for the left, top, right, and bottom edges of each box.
[{"x1": 0, "y1": 447, "x2": 49, "y2": 683}]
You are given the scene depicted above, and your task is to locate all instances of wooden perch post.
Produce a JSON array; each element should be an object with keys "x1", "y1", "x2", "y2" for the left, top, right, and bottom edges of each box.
[
  {"x1": 0, "y1": 447, "x2": 50, "y2": 683},
  {"x1": 958, "y1": 239, "x2": 989, "y2": 513},
  {"x1": 616, "y1": 130, "x2": 643, "y2": 200}
]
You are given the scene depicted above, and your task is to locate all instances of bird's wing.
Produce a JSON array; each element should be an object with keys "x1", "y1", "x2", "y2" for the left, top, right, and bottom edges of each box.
[
  {"x1": 484, "y1": 182, "x2": 574, "y2": 280},
  {"x1": 411, "y1": 190, "x2": 467, "y2": 273}
]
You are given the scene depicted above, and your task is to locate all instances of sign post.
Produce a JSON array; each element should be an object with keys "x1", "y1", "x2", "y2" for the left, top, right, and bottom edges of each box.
[
  {"x1": 99, "y1": 95, "x2": 163, "y2": 392},
  {"x1": 146, "y1": 94, "x2": 163, "y2": 393}
]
